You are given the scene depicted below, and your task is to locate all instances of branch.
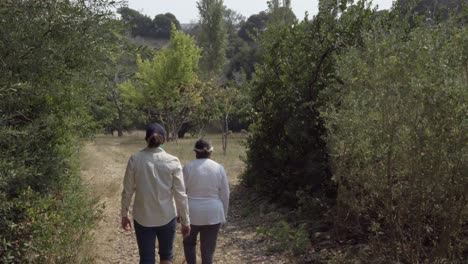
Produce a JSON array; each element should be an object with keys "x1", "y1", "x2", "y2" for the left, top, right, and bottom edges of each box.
[
  {"x1": 308, "y1": 45, "x2": 337, "y2": 100},
  {"x1": 13, "y1": 111, "x2": 33, "y2": 123}
]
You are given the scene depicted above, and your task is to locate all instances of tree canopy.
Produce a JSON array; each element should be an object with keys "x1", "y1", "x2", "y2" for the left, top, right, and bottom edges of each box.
[
  {"x1": 196, "y1": 0, "x2": 228, "y2": 77},
  {"x1": 120, "y1": 27, "x2": 203, "y2": 141},
  {"x1": 118, "y1": 7, "x2": 181, "y2": 39}
]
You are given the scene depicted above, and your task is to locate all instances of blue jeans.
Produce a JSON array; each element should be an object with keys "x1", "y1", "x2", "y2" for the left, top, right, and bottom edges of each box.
[
  {"x1": 183, "y1": 224, "x2": 221, "y2": 264},
  {"x1": 134, "y1": 218, "x2": 176, "y2": 264}
]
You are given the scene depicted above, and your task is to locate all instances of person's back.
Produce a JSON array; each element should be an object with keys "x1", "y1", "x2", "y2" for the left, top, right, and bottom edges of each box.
[
  {"x1": 183, "y1": 158, "x2": 228, "y2": 225},
  {"x1": 182, "y1": 139, "x2": 230, "y2": 264},
  {"x1": 129, "y1": 148, "x2": 184, "y2": 227},
  {"x1": 120, "y1": 123, "x2": 190, "y2": 264}
]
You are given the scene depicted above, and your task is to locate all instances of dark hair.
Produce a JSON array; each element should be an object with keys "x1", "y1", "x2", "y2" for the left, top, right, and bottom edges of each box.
[
  {"x1": 194, "y1": 139, "x2": 212, "y2": 159},
  {"x1": 147, "y1": 133, "x2": 165, "y2": 148},
  {"x1": 146, "y1": 123, "x2": 166, "y2": 141}
]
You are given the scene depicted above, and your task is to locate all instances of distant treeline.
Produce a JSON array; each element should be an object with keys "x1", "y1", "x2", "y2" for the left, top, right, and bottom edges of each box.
[{"x1": 118, "y1": 7, "x2": 182, "y2": 39}]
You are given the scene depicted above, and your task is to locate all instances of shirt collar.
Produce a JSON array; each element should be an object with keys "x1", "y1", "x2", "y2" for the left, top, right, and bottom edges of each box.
[{"x1": 145, "y1": 147, "x2": 165, "y2": 153}]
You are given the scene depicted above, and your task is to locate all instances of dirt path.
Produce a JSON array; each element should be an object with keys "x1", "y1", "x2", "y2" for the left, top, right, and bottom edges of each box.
[{"x1": 80, "y1": 136, "x2": 288, "y2": 264}]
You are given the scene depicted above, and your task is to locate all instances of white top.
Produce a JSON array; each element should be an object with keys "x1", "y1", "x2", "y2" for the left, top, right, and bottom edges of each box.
[
  {"x1": 121, "y1": 147, "x2": 190, "y2": 227},
  {"x1": 183, "y1": 159, "x2": 230, "y2": 225}
]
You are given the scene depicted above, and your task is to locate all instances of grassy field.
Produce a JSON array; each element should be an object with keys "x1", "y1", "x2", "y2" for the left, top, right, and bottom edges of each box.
[{"x1": 88, "y1": 131, "x2": 247, "y2": 182}]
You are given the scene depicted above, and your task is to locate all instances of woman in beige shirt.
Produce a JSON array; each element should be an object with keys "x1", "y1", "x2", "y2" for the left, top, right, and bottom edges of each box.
[{"x1": 121, "y1": 123, "x2": 190, "y2": 264}]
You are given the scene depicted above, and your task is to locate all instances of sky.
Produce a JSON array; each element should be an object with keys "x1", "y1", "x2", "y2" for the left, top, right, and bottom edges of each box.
[{"x1": 125, "y1": 0, "x2": 394, "y2": 24}]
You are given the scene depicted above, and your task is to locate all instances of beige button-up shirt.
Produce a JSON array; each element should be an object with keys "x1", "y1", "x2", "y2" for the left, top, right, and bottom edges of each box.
[{"x1": 121, "y1": 147, "x2": 190, "y2": 227}]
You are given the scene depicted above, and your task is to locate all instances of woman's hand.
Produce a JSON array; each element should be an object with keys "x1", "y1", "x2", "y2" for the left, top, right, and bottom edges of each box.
[
  {"x1": 121, "y1": 216, "x2": 132, "y2": 231},
  {"x1": 181, "y1": 224, "x2": 191, "y2": 239}
]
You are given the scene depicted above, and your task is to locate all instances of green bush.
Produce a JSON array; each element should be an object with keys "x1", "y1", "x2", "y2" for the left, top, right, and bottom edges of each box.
[
  {"x1": 257, "y1": 220, "x2": 310, "y2": 255},
  {"x1": 0, "y1": 0, "x2": 119, "y2": 262},
  {"x1": 322, "y1": 22, "x2": 467, "y2": 262},
  {"x1": 242, "y1": 0, "x2": 374, "y2": 206},
  {"x1": 0, "y1": 120, "x2": 99, "y2": 263}
]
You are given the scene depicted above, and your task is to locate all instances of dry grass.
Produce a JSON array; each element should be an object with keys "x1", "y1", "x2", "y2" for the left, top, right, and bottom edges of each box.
[{"x1": 84, "y1": 131, "x2": 247, "y2": 182}]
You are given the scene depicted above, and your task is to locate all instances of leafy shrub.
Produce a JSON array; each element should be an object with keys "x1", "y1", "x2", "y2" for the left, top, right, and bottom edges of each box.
[
  {"x1": 257, "y1": 220, "x2": 310, "y2": 255},
  {"x1": 322, "y1": 22, "x2": 467, "y2": 262},
  {"x1": 242, "y1": 19, "x2": 331, "y2": 205},
  {"x1": 0, "y1": 0, "x2": 119, "y2": 262},
  {"x1": 242, "y1": 0, "x2": 374, "y2": 207}
]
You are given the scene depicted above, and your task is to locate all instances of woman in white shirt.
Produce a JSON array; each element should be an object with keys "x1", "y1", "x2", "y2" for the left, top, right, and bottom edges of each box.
[
  {"x1": 121, "y1": 123, "x2": 191, "y2": 264},
  {"x1": 182, "y1": 139, "x2": 230, "y2": 264}
]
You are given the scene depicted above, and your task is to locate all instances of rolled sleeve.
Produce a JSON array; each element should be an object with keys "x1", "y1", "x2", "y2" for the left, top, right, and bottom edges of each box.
[
  {"x1": 121, "y1": 156, "x2": 135, "y2": 217},
  {"x1": 172, "y1": 159, "x2": 190, "y2": 225}
]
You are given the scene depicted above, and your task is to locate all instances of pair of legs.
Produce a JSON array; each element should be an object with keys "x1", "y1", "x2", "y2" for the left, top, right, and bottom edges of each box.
[
  {"x1": 183, "y1": 223, "x2": 221, "y2": 264},
  {"x1": 134, "y1": 218, "x2": 176, "y2": 264}
]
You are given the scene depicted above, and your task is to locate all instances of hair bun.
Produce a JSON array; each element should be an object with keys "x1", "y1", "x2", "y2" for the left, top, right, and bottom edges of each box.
[{"x1": 148, "y1": 133, "x2": 164, "y2": 148}]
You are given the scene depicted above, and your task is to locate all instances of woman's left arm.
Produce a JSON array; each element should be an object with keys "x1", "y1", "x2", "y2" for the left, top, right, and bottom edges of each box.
[
  {"x1": 219, "y1": 166, "x2": 230, "y2": 220},
  {"x1": 121, "y1": 156, "x2": 135, "y2": 230}
]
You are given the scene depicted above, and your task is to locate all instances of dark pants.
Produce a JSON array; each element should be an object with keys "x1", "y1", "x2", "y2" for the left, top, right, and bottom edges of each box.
[
  {"x1": 134, "y1": 218, "x2": 176, "y2": 264},
  {"x1": 183, "y1": 223, "x2": 221, "y2": 264}
]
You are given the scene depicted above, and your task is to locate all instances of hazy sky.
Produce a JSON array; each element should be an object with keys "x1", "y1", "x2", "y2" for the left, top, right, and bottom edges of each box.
[{"x1": 125, "y1": 0, "x2": 394, "y2": 24}]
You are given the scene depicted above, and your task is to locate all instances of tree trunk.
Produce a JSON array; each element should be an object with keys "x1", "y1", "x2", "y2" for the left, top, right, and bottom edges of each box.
[
  {"x1": 222, "y1": 113, "x2": 228, "y2": 155},
  {"x1": 178, "y1": 123, "x2": 191, "y2": 138},
  {"x1": 117, "y1": 107, "x2": 124, "y2": 137},
  {"x1": 168, "y1": 120, "x2": 178, "y2": 143},
  {"x1": 112, "y1": 74, "x2": 124, "y2": 137},
  {"x1": 198, "y1": 125, "x2": 206, "y2": 138}
]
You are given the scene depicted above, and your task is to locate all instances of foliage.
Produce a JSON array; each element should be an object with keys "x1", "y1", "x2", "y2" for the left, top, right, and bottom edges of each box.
[
  {"x1": 256, "y1": 220, "x2": 310, "y2": 254},
  {"x1": 0, "y1": 0, "x2": 119, "y2": 262},
  {"x1": 196, "y1": 0, "x2": 228, "y2": 77},
  {"x1": 153, "y1": 13, "x2": 182, "y2": 39},
  {"x1": 224, "y1": 8, "x2": 246, "y2": 60},
  {"x1": 90, "y1": 31, "x2": 153, "y2": 136},
  {"x1": 118, "y1": 7, "x2": 181, "y2": 39},
  {"x1": 121, "y1": 27, "x2": 203, "y2": 141},
  {"x1": 321, "y1": 19, "x2": 467, "y2": 262},
  {"x1": 225, "y1": 39, "x2": 262, "y2": 81},
  {"x1": 187, "y1": 83, "x2": 221, "y2": 137},
  {"x1": 242, "y1": 0, "x2": 375, "y2": 205},
  {"x1": 228, "y1": 4, "x2": 294, "y2": 81},
  {"x1": 267, "y1": 0, "x2": 297, "y2": 26},
  {"x1": 224, "y1": 8, "x2": 246, "y2": 34},
  {"x1": 238, "y1": 11, "x2": 269, "y2": 42},
  {"x1": 216, "y1": 85, "x2": 242, "y2": 155},
  {"x1": 396, "y1": 0, "x2": 465, "y2": 26},
  {"x1": 118, "y1": 6, "x2": 154, "y2": 37}
]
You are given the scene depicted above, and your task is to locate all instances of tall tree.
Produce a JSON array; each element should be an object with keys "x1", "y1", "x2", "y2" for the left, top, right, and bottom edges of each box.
[
  {"x1": 153, "y1": 13, "x2": 181, "y2": 38},
  {"x1": 196, "y1": 0, "x2": 228, "y2": 78},
  {"x1": 243, "y1": 0, "x2": 375, "y2": 204},
  {"x1": 224, "y1": 8, "x2": 246, "y2": 60},
  {"x1": 118, "y1": 6, "x2": 154, "y2": 37},
  {"x1": 92, "y1": 41, "x2": 148, "y2": 136},
  {"x1": 120, "y1": 27, "x2": 203, "y2": 141},
  {"x1": 238, "y1": 11, "x2": 269, "y2": 42},
  {"x1": 216, "y1": 85, "x2": 241, "y2": 155},
  {"x1": 267, "y1": 0, "x2": 296, "y2": 25}
]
